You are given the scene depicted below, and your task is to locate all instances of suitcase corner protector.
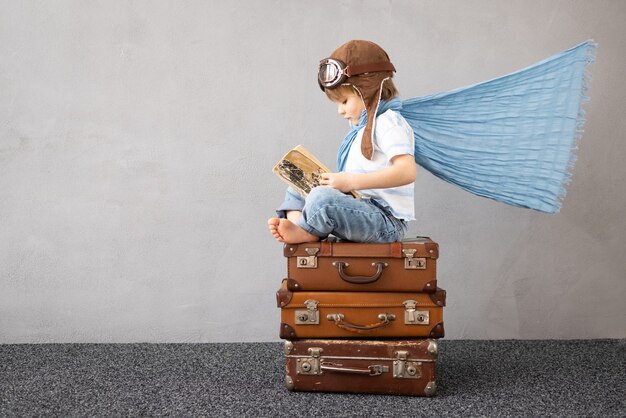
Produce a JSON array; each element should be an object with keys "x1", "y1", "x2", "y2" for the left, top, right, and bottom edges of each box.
[
  {"x1": 276, "y1": 280, "x2": 293, "y2": 307},
  {"x1": 285, "y1": 278, "x2": 301, "y2": 291},
  {"x1": 279, "y1": 323, "x2": 297, "y2": 340},
  {"x1": 424, "y1": 381, "x2": 437, "y2": 396},
  {"x1": 283, "y1": 243, "x2": 297, "y2": 257},
  {"x1": 423, "y1": 280, "x2": 438, "y2": 293},
  {"x1": 285, "y1": 375, "x2": 295, "y2": 391},
  {"x1": 429, "y1": 322, "x2": 445, "y2": 339}
]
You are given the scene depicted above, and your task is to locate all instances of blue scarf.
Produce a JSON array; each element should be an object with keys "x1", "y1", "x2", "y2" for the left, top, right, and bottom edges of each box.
[{"x1": 337, "y1": 41, "x2": 596, "y2": 213}]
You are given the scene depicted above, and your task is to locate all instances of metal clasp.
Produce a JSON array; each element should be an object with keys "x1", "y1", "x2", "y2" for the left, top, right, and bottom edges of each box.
[
  {"x1": 368, "y1": 365, "x2": 389, "y2": 376},
  {"x1": 403, "y1": 300, "x2": 430, "y2": 325},
  {"x1": 295, "y1": 299, "x2": 320, "y2": 324},
  {"x1": 296, "y1": 347, "x2": 323, "y2": 375},
  {"x1": 402, "y1": 249, "x2": 426, "y2": 270},
  {"x1": 393, "y1": 350, "x2": 423, "y2": 379},
  {"x1": 296, "y1": 247, "x2": 319, "y2": 269}
]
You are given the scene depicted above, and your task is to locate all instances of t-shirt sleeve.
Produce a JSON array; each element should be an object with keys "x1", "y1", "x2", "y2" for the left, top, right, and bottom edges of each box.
[{"x1": 375, "y1": 111, "x2": 414, "y2": 159}]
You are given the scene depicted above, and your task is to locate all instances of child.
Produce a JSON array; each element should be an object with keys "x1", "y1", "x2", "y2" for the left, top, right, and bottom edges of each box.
[
  {"x1": 269, "y1": 39, "x2": 596, "y2": 243},
  {"x1": 268, "y1": 40, "x2": 416, "y2": 244}
]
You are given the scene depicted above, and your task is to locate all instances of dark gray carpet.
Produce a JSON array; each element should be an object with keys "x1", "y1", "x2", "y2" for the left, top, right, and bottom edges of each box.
[{"x1": 0, "y1": 340, "x2": 624, "y2": 417}]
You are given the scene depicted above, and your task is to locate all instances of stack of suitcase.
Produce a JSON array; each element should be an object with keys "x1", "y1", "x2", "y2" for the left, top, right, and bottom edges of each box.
[{"x1": 276, "y1": 237, "x2": 445, "y2": 396}]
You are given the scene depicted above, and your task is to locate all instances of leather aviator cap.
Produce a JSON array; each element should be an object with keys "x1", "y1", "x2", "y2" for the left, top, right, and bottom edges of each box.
[{"x1": 323, "y1": 40, "x2": 396, "y2": 160}]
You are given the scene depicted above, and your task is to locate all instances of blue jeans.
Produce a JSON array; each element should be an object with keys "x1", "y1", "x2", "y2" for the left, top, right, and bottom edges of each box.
[{"x1": 276, "y1": 186, "x2": 407, "y2": 243}]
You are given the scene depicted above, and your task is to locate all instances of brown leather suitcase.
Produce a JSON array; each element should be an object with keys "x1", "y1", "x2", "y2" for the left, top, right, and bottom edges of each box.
[
  {"x1": 283, "y1": 237, "x2": 438, "y2": 293},
  {"x1": 284, "y1": 338, "x2": 438, "y2": 396},
  {"x1": 277, "y1": 279, "x2": 445, "y2": 339}
]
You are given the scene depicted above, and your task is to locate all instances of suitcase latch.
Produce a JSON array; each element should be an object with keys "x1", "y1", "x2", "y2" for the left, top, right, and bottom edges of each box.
[
  {"x1": 296, "y1": 347, "x2": 323, "y2": 375},
  {"x1": 403, "y1": 249, "x2": 426, "y2": 270},
  {"x1": 295, "y1": 299, "x2": 320, "y2": 325},
  {"x1": 393, "y1": 350, "x2": 423, "y2": 379},
  {"x1": 296, "y1": 247, "x2": 319, "y2": 269},
  {"x1": 403, "y1": 300, "x2": 430, "y2": 325}
]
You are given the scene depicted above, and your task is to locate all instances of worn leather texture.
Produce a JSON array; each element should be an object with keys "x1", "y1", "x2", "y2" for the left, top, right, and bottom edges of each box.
[
  {"x1": 277, "y1": 279, "x2": 445, "y2": 339},
  {"x1": 283, "y1": 237, "x2": 439, "y2": 293},
  {"x1": 284, "y1": 339, "x2": 438, "y2": 396}
]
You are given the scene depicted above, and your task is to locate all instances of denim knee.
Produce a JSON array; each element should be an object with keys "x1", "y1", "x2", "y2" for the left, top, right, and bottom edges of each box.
[
  {"x1": 296, "y1": 186, "x2": 345, "y2": 237},
  {"x1": 305, "y1": 186, "x2": 344, "y2": 213},
  {"x1": 299, "y1": 186, "x2": 407, "y2": 242}
]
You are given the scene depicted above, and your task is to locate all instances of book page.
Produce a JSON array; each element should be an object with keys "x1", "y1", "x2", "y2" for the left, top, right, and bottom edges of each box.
[{"x1": 273, "y1": 145, "x2": 360, "y2": 198}]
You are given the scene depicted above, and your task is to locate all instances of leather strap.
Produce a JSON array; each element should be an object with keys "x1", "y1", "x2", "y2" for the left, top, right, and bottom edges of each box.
[
  {"x1": 319, "y1": 241, "x2": 333, "y2": 257},
  {"x1": 345, "y1": 61, "x2": 396, "y2": 77},
  {"x1": 390, "y1": 242, "x2": 403, "y2": 258}
]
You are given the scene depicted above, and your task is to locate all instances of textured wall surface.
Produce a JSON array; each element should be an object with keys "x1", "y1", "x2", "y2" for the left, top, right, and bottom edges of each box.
[{"x1": 1, "y1": 0, "x2": 625, "y2": 342}]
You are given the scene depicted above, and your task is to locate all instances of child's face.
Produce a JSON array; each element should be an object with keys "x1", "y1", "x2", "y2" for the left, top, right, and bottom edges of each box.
[{"x1": 331, "y1": 91, "x2": 364, "y2": 125}]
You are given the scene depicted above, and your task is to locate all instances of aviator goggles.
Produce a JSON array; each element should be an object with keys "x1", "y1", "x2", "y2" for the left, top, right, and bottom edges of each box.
[{"x1": 317, "y1": 58, "x2": 396, "y2": 90}]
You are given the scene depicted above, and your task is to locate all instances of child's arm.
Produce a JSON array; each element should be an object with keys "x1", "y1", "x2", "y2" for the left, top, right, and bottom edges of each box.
[{"x1": 320, "y1": 154, "x2": 416, "y2": 193}]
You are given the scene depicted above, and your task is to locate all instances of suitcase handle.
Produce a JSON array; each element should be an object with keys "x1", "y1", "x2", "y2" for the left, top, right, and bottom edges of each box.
[
  {"x1": 320, "y1": 362, "x2": 388, "y2": 376},
  {"x1": 332, "y1": 261, "x2": 387, "y2": 284},
  {"x1": 326, "y1": 313, "x2": 395, "y2": 333}
]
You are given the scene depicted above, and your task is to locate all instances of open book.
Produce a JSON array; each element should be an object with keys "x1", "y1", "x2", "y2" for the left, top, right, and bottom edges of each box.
[{"x1": 273, "y1": 145, "x2": 361, "y2": 199}]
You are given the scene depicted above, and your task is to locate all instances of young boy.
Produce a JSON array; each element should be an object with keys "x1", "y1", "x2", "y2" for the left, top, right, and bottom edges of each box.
[{"x1": 268, "y1": 40, "x2": 416, "y2": 244}]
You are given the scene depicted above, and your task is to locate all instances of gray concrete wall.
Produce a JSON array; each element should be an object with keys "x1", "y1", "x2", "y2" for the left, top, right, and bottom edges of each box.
[{"x1": 1, "y1": 0, "x2": 624, "y2": 343}]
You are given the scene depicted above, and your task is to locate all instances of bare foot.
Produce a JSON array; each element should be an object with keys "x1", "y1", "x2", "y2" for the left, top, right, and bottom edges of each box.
[{"x1": 267, "y1": 217, "x2": 320, "y2": 244}]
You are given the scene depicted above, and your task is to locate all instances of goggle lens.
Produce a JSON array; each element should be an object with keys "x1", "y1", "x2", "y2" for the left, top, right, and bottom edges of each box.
[
  {"x1": 318, "y1": 59, "x2": 346, "y2": 89},
  {"x1": 320, "y1": 63, "x2": 340, "y2": 83}
]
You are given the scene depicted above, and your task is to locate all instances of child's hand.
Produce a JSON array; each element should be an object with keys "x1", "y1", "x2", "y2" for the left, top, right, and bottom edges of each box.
[{"x1": 320, "y1": 172, "x2": 356, "y2": 193}]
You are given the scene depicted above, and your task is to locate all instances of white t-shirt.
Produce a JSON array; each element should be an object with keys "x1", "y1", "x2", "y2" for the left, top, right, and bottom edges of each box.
[{"x1": 344, "y1": 109, "x2": 416, "y2": 221}]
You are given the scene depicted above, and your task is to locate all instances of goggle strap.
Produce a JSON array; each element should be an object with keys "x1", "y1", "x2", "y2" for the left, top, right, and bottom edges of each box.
[{"x1": 345, "y1": 61, "x2": 396, "y2": 77}]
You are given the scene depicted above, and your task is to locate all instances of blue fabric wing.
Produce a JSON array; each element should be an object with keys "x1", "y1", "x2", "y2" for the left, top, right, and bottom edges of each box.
[{"x1": 400, "y1": 41, "x2": 596, "y2": 213}]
